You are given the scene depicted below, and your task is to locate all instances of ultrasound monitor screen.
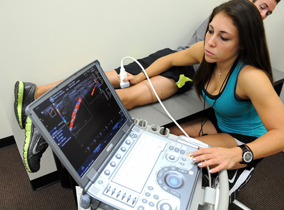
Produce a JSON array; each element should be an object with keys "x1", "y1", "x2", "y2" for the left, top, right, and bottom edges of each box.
[{"x1": 32, "y1": 66, "x2": 127, "y2": 177}]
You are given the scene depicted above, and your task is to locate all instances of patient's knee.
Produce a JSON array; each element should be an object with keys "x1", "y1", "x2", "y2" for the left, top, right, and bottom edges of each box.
[{"x1": 117, "y1": 91, "x2": 134, "y2": 110}]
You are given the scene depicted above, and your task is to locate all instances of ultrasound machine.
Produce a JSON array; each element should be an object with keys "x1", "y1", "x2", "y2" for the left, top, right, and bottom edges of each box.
[{"x1": 26, "y1": 60, "x2": 229, "y2": 210}]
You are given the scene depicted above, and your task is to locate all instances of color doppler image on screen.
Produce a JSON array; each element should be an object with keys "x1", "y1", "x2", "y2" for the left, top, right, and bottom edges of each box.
[{"x1": 33, "y1": 66, "x2": 127, "y2": 177}]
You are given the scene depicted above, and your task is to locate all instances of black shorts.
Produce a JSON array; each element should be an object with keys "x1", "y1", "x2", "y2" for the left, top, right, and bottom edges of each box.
[{"x1": 114, "y1": 48, "x2": 195, "y2": 94}]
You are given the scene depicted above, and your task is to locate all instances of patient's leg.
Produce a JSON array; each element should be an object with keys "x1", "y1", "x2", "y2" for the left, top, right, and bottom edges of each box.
[
  {"x1": 105, "y1": 70, "x2": 121, "y2": 88},
  {"x1": 18, "y1": 70, "x2": 177, "y2": 115},
  {"x1": 35, "y1": 80, "x2": 63, "y2": 99},
  {"x1": 33, "y1": 70, "x2": 119, "y2": 99},
  {"x1": 116, "y1": 75, "x2": 178, "y2": 110},
  {"x1": 16, "y1": 70, "x2": 179, "y2": 173}
]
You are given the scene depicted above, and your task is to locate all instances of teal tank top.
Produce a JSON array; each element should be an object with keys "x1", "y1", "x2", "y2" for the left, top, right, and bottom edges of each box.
[{"x1": 202, "y1": 61, "x2": 267, "y2": 137}]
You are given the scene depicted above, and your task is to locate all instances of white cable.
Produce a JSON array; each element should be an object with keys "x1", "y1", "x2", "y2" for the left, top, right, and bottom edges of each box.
[
  {"x1": 121, "y1": 57, "x2": 214, "y2": 191},
  {"x1": 120, "y1": 57, "x2": 217, "y2": 207},
  {"x1": 120, "y1": 56, "x2": 189, "y2": 137}
]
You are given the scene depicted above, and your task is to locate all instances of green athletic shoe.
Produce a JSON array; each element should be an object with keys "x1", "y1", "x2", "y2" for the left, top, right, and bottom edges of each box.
[
  {"x1": 23, "y1": 117, "x2": 48, "y2": 173},
  {"x1": 14, "y1": 81, "x2": 37, "y2": 129}
]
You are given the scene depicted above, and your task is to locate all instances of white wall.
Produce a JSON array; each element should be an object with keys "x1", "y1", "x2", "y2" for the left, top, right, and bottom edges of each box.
[
  {"x1": 264, "y1": 6, "x2": 284, "y2": 72},
  {"x1": 0, "y1": 0, "x2": 283, "y2": 180},
  {"x1": 0, "y1": 101, "x2": 13, "y2": 139}
]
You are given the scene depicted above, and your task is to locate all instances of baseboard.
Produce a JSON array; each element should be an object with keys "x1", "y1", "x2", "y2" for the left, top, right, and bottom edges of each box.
[
  {"x1": 30, "y1": 171, "x2": 60, "y2": 191},
  {"x1": 0, "y1": 135, "x2": 16, "y2": 149}
]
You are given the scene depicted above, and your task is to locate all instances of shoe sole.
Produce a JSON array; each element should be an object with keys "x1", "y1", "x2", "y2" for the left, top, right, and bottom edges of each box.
[
  {"x1": 14, "y1": 81, "x2": 25, "y2": 129},
  {"x1": 23, "y1": 117, "x2": 32, "y2": 172}
]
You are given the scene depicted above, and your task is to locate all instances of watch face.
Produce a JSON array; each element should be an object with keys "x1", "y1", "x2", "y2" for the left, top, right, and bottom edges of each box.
[{"x1": 244, "y1": 151, "x2": 253, "y2": 163}]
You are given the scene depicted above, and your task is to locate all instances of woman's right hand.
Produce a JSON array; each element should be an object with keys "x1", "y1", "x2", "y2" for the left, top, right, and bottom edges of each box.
[{"x1": 118, "y1": 72, "x2": 145, "y2": 86}]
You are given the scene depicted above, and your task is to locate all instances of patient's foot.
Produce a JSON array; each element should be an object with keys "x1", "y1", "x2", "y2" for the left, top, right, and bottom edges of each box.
[
  {"x1": 23, "y1": 117, "x2": 48, "y2": 173},
  {"x1": 14, "y1": 81, "x2": 37, "y2": 129}
]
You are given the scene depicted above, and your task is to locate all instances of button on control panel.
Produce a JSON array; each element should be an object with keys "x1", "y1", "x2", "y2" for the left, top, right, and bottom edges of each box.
[
  {"x1": 99, "y1": 130, "x2": 140, "y2": 180},
  {"x1": 91, "y1": 126, "x2": 200, "y2": 210}
]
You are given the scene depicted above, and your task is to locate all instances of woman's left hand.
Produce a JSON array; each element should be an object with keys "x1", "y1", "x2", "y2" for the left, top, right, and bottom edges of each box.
[{"x1": 190, "y1": 147, "x2": 241, "y2": 173}]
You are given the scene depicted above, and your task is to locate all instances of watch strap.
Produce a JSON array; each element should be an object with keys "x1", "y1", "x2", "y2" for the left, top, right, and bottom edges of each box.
[{"x1": 239, "y1": 144, "x2": 254, "y2": 164}]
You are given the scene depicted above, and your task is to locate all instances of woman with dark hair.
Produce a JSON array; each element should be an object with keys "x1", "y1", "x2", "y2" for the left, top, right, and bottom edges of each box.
[
  {"x1": 127, "y1": 0, "x2": 284, "y2": 202},
  {"x1": 15, "y1": 0, "x2": 280, "y2": 174}
]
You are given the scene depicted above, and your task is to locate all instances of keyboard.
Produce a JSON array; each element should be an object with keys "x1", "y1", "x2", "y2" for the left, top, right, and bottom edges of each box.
[{"x1": 112, "y1": 134, "x2": 167, "y2": 193}]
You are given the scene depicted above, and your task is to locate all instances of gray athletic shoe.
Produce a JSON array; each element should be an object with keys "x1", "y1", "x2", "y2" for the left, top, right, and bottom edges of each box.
[
  {"x1": 23, "y1": 117, "x2": 48, "y2": 173},
  {"x1": 14, "y1": 81, "x2": 37, "y2": 129}
]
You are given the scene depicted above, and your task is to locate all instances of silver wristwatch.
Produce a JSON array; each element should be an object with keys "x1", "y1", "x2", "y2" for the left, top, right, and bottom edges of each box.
[{"x1": 239, "y1": 144, "x2": 253, "y2": 164}]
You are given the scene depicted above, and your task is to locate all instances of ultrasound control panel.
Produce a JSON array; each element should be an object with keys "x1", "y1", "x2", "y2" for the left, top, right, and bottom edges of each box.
[{"x1": 87, "y1": 126, "x2": 200, "y2": 210}]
